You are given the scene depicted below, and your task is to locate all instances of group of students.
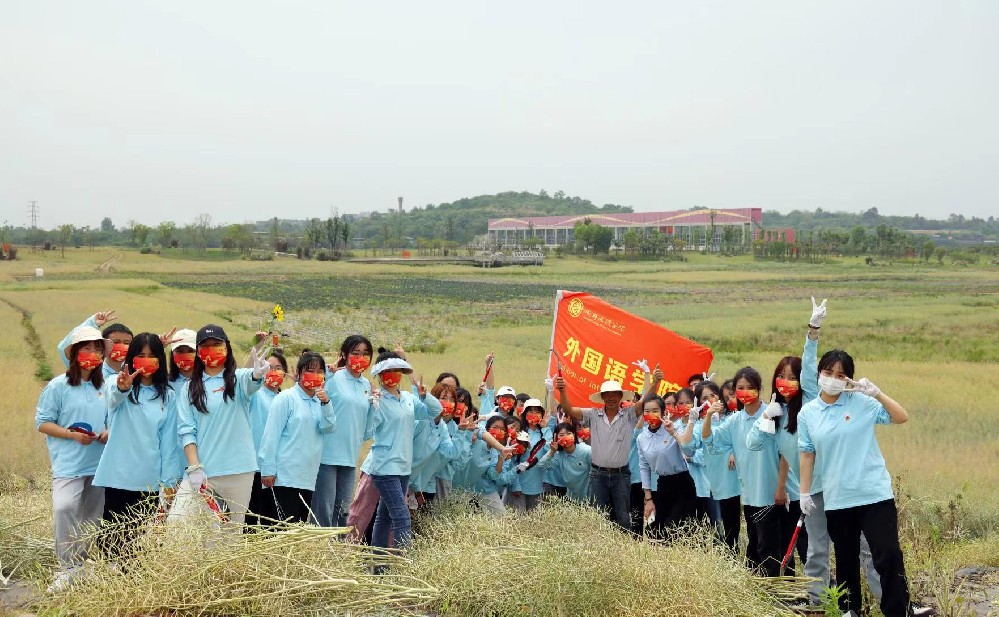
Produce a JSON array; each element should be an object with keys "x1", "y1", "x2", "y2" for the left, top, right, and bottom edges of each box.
[{"x1": 36, "y1": 299, "x2": 915, "y2": 616}]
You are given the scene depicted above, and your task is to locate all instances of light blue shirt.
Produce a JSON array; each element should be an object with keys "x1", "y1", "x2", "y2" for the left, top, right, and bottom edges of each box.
[
  {"x1": 539, "y1": 442, "x2": 592, "y2": 501},
  {"x1": 747, "y1": 407, "x2": 803, "y2": 500},
  {"x1": 35, "y1": 374, "x2": 107, "y2": 478},
  {"x1": 435, "y1": 422, "x2": 473, "y2": 486},
  {"x1": 638, "y1": 424, "x2": 688, "y2": 490},
  {"x1": 474, "y1": 448, "x2": 517, "y2": 495},
  {"x1": 249, "y1": 387, "x2": 279, "y2": 454},
  {"x1": 798, "y1": 391, "x2": 895, "y2": 511},
  {"x1": 679, "y1": 419, "x2": 711, "y2": 498},
  {"x1": 451, "y1": 428, "x2": 492, "y2": 490},
  {"x1": 94, "y1": 382, "x2": 180, "y2": 491},
  {"x1": 257, "y1": 384, "x2": 336, "y2": 491},
  {"x1": 322, "y1": 368, "x2": 373, "y2": 467},
  {"x1": 409, "y1": 418, "x2": 458, "y2": 491},
  {"x1": 515, "y1": 426, "x2": 552, "y2": 496},
  {"x1": 696, "y1": 413, "x2": 740, "y2": 500},
  {"x1": 361, "y1": 389, "x2": 440, "y2": 476},
  {"x1": 176, "y1": 368, "x2": 262, "y2": 477},
  {"x1": 704, "y1": 406, "x2": 779, "y2": 508}
]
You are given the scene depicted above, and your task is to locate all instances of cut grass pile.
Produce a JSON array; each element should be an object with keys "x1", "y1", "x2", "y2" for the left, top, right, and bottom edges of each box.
[{"x1": 23, "y1": 494, "x2": 805, "y2": 617}]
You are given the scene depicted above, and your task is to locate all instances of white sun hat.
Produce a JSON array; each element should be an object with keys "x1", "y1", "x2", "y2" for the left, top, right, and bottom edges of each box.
[{"x1": 589, "y1": 380, "x2": 636, "y2": 404}]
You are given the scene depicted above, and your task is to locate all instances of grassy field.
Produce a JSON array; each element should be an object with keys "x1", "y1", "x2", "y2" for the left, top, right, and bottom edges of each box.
[{"x1": 1, "y1": 247, "x2": 998, "y2": 612}]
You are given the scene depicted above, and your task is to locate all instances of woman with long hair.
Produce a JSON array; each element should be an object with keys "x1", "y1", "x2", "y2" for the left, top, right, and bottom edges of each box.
[
  {"x1": 36, "y1": 326, "x2": 109, "y2": 589},
  {"x1": 94, "y1": 333, "x2": 179, "y2": 553},
  {"x1": 312, "y1": 335, "x2": 374, "y2": 527},
  {"x1": 258, "y1": 351, "x2": 336, "y2": 523},
  {"x1": 171, "y1": 325, "x2": 269, "y2": 526},
  {"x1": 246, "y1": 350, "x2": 288, "y2": 526},
  {"x1": 701, "y1": 367, "x2": 782, "y2": 576}
]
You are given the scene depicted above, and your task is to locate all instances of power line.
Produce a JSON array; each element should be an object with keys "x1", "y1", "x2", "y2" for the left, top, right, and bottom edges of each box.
[{"x1": 27, "y1": 201, "x2": 39, "y2": 228}]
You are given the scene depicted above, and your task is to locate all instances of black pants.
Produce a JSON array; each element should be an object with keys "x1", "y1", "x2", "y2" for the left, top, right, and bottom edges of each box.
[
  {"x1": 717, "y1": 495, "x2": 741, "y2": 550},
  {"x1": 777, "y1": 499, "x2": 809, "y2": 576},
  {"x1": 743, "y1": 504, "x2": 782, "y2": 577},
  {"x1": 826, "y1": 499, "x2": 910, "y2": 617},
  {"x1": 629, "y1": 482, "x2": 644, "y2": 536},
  {"x1": 542, "y1": 483, "x2": 567, "y2": 499},
  {"x1": 101, "y1": 487, "x2": 155, "y2": 560},
  {"x1": 247, "y1": 472, "x2": 278, "y2": 526},
  {"x1": 271, "y1": 486, "x2": 314, "y2": 524},
  {"x1": 649, "y1": 471, "x2": 697, "y2": 538}
]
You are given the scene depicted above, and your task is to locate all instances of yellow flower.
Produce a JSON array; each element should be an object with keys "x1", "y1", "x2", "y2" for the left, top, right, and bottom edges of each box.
[{"x1": 272, "y1": 304, "x2": 285, "y2": 322}]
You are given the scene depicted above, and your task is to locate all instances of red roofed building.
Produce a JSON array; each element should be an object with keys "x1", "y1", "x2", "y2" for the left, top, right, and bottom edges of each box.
[{"x1": 487, "y1": 208, "x2": 764, "y2": 250}]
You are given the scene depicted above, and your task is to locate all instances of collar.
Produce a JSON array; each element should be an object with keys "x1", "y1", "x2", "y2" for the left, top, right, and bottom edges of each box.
[
  {"x1": 200, "y1": 371, "x2": 225, "y2": 382},
  {"x1": 294, "y1": 384, "x2": 318, "y2": 401}
]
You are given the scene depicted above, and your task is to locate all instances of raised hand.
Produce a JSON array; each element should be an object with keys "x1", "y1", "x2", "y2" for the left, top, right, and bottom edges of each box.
[
  {"x1": 94, "y1": 309, "x2": 117, "y2": 327},
  {"x1": 702, "y1": 371, "x2": 716, "y2": 382},
  {"x1": 393, "y1": 341, "x2": 408, "y2": 360},
  {"x1": 250, "y1": 347, "x2": 269, "y2": 380},
  {"x1": 117, "y1": 365, "x2": 142, "y2": 391},
  {"x1": 632, "y1": 358, "x2": 650, "y2": 374},
  {"x1": 809, "y1": 297, "x2": 828, "y2": 328},
  {"x1": 159, "y1": 326, "x2": 182, "y2": 347},
  {"x1": 652, "y1": 364, "x2": 663, "y2": 384},
  {"x1": 846, "y1": 377, "x2": 880, "y2": 398},
  {"x1": 316, "y1": 388, "x2": 330, "y2": 405},
  {"x1": 762, "y1": 394, "x2": 783, "y2": 419},
  {"x1": 414, "y1": 374, "x2": 427, "y2": 397}
]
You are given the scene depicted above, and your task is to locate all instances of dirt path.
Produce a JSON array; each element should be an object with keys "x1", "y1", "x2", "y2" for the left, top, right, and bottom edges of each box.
[
  {"x1": 96, "y1": 253, "x2": 119, "y2": 273},
  {"x1": 0, "y1": 580, "x2": 37, "y2": 616}
]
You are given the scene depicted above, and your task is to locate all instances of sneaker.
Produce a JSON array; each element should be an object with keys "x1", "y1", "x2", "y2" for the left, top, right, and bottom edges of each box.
[
  {"x1": 911, "y1": 604, "x2": 936, "y2": 616},
  {"x1": 46, "y1": 568, "x2": 78, "y2": 593}
]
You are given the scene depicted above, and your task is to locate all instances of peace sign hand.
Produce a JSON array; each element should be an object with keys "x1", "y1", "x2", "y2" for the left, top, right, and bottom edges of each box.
[
  {"x1": 117, "y1": 365, "x2": 142, "y2": 391},
  {"x1": 159, "y1": 326, "x2": 182, "y2": 347},
  {"x1": 413, "y1": 374, "x2": 427, "y2": 397},
  {"x1": 94, "y1": 309, "x2": 117, "y2": 327},
  {"x1": 809, "y1": 297, "x2": 828, "y2": 328}
]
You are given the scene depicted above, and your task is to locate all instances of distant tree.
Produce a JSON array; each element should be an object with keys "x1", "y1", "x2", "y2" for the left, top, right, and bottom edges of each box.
[
  {"x1": 622, "y1": 229, "x2": 639, "y2": 257},
  {"x1": 539, "y1": 189, "x2": 549, "y2": 199},
  {"x1": 194, "y1": 214, "x2": 212, "y2": 250},
  {"x1": 101, "y1": 217, "x2": 115, "y2": 233},
  {"x1": 59, "y1": 224, "x2": 74, "y2": 257},
  {"x1": 553, "y1": 190, "x2": 566, "y2": 201},
  {"x1": 157, "y1": 221, "x2": 176, "y2": 248}
]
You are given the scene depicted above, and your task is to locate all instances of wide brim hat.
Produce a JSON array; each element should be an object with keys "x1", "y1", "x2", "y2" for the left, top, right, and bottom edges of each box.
[
  {"x1": 64, "y1": 326, "x2": 109, "y2": 361},
  {"x1": 589, "y1": 380, "x2": 637, "y2": 404},
  {"x1": 371, "y1": 357, "x2": 414, "y2": 376}
]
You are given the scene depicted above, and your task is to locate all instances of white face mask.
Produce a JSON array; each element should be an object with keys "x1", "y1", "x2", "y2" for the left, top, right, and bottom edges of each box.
[{"x1": 818, "y1": 375, "x2": 848, "y2": 396}]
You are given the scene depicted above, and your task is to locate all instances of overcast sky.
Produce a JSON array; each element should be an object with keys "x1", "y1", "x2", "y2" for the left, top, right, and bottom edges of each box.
[{"x1": 2, "y1": 1, "x2": 997, "y2": 229}]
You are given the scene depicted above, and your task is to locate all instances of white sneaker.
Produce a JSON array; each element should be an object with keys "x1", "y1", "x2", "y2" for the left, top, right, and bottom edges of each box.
[{"x1": 46, "y1": 568, "x2": 78, "y2": 593}]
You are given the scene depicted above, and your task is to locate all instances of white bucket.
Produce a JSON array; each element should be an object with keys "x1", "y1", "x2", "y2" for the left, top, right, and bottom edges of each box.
[{"x1": 35, "y1": 268, "x2": 44, "y2": 278}]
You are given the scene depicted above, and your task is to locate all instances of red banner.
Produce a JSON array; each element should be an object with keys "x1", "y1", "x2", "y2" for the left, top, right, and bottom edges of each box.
[{"x1": 547, "y1": 290, "x2": 714, "y2": 405}]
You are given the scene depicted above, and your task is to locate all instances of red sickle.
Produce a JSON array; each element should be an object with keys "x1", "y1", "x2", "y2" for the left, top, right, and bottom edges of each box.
[
  {"x1": 199, "y1": 484, "x2": 228, "y2": 522},
  {"x1": 482, "y1": 358, "x2": 494, "y2": 384},
  {"x1": 68, "y1": 427, "x2": 97, "y2": 438},
  {"x1": 780, "y1": 514, "x2": 806, "y2": 571}
]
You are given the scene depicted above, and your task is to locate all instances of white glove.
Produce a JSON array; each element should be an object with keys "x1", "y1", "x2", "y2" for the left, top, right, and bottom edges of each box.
[
  {"x1": 544, "y1": 377, "x2": 554, "y2": 393},
  {"x1": 687, "y1": 407, "x2": 699, "y2": 425},
  {"x1": 809, "y1": 297, "x2": 828, "y2": 328},
  {"x1": 186, "y1": 465, "x2": 207, "y2": 491},
  {"x1": 847, "y1": 377, "x2": 880, "y2": 398},
  {"x1": 762, "y1": 394, "x2": 783, "y2": 419},
  {"x1": 515, "y1": 462, "x2": 529, "y2": 473},
  {"x1": 632, "y1": 358, "x2": 650, "y2": 374},
  {"x1": 800, "y1": 492, "x2": 817, "y2": 516},
  {"x1": 250, "y1": 347, "x2": 269, "y2": 380},
  {"x1": 369, "y1": 390, "x2": 381, "y2": 410},
  {"x1": 757, "y1": 415, "x2": 776, "y2": 435},
  {"x1": 702, "y1": 371, "x2": 716, "y2": 382}
]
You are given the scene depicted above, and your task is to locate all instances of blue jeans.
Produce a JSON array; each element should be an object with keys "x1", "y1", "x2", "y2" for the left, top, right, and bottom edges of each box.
[
  {"x1": 589, "y1": 468, "x2": 632, "y2": 531},
  {"x1": 371, "y1": 474, "x2": 411, "y2": 551},
  {"x1": 311, "y1": 464, "x2": 357, "y2": 527}
]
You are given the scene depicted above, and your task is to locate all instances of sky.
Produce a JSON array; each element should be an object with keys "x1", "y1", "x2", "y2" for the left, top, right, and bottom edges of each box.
[{"x1": 2, "y1": 1, "x2": 998, "y2": 229}]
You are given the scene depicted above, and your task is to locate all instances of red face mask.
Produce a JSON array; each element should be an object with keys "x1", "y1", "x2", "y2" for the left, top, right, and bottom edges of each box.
[
  {"x1": 109, "y1": 343, "x2": 129, "y2": 362},
  {"x1": 347, "y1": 356, "x2": 371, "y2": 373},
  {"x1": 264, "y1": 370, "x2": 284, "y2": 389},
  {"x1": 525, "y1": 412, "x2": 542, "y2": 425},
  {"x1": 727, "y1": 398, "x2": 739, "y2": 411},
  {"x1": 488, "y1": 428, "x2": 507, "y2": 442},
  {"x1": 380, "y1": 371, "x2": 402, "y2": 388},
  {"x1": 441, "y1": 400, "x2": 456, "y2": 417},
  {"x1": 643, "y1": 413, "x2": 663, "y2": 430},
  {"x1": 77, "y1": 351, "x2": 103, "y2": 371},
  {"x1": 498, "y1": 397, "x2": 515, "y2": 412},
  {"x1": 507, "y1": 427, "x2": 518, "y2": 440},
  {"x1": 456, "y1": 402, "x2": 468, "y2": 415},
  {"x1": 512, "y1": 442, "x2": 527, "y2": 456},
  {"x1": 172, "y1": 351, "x2": 195, "y2": 372},
  {"x1": 776, "y1": 378, "x2": 800, "y2": 399},
  {"x1": 132, "y1": 357, "x2": 160, "y2": 377},
  {"x1": 557, "y1": 435, "x2": 575, "y2": 449},
  {"x1": 735, "y1": 389, "x2": 759, "y2": 405},
  {"x1": 671, "y1": 403, "x2": 690, "y2": 421},
  {"x1": 576, "y1": 427, "x2": 591, "y2": 441},
  {"x1": 198, "y1": 346, "x2": 228, "y2": 368},
  {"x1": 300, "y1": 372, "x2": 325, "y2": 390}
]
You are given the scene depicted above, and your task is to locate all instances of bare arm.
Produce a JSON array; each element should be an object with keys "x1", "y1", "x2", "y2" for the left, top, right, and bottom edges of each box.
[
  {"x1": 799, "y1": 451, "x2": 815, "y2": 494},
  {"x1": 183, "y1": 443, "x2": 200, "y2": 467},
  {"x1": 876, "y1": 392, "x2": 908, "y2": 424}
]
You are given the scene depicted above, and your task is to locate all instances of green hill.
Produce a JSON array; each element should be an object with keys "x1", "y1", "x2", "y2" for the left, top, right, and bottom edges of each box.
[{"x1": 345, "y1": 191, "x2": 633, "y2": 245}]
